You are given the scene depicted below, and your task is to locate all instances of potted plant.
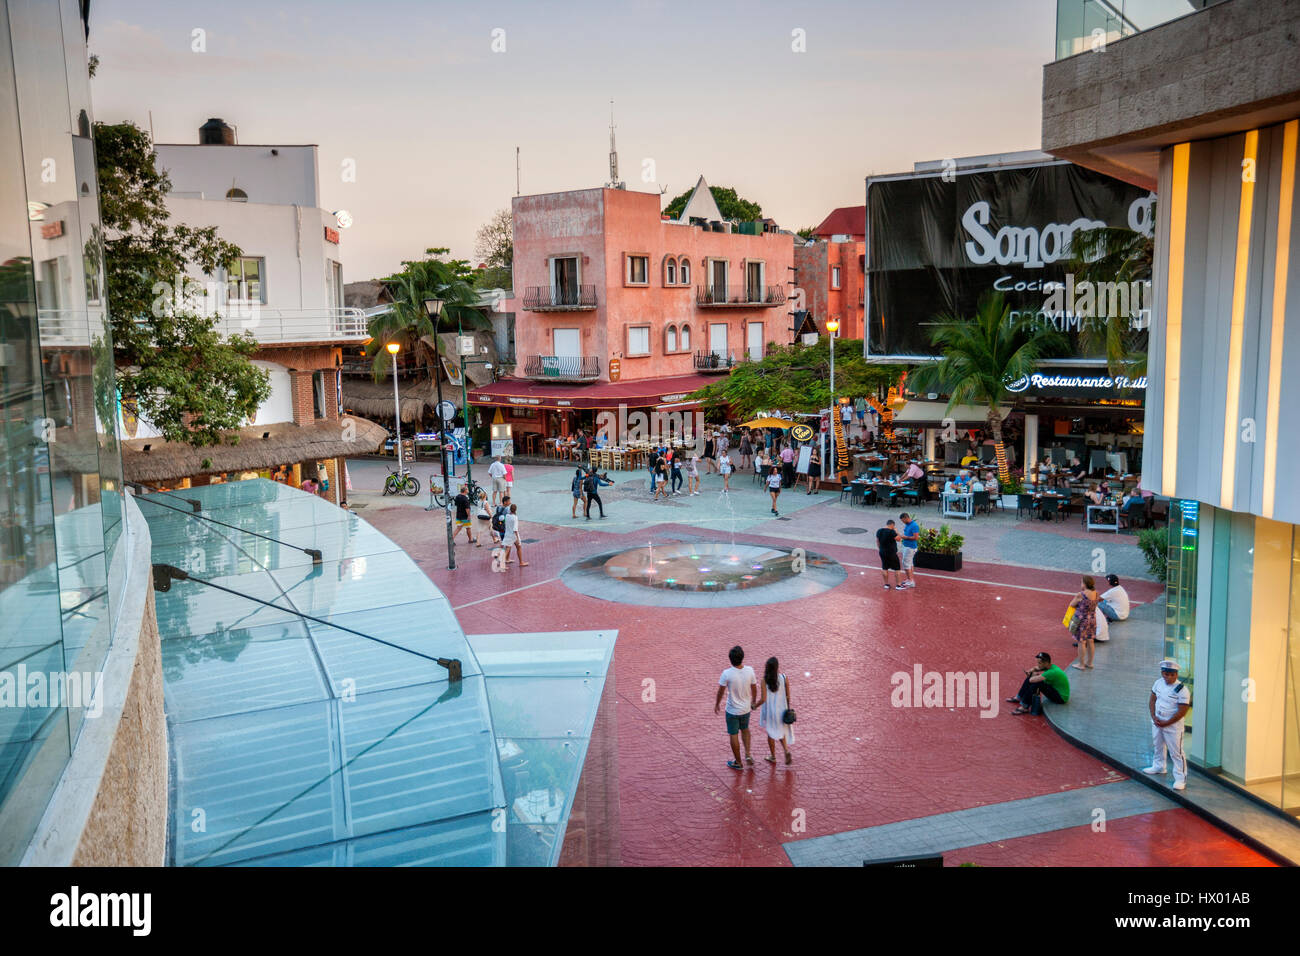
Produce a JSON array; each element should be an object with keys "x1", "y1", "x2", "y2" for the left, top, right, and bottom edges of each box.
[
  {"x1": 915, "y1": 523, "x2": 965, "y2": 572},
  {"x1": 999, "y1": 470, "x2": 1024, "y2": 509}
]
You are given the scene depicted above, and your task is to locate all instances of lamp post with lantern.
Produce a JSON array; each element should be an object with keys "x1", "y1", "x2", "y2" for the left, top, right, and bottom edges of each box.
[
  {"x1": 826, "y1": 318, "x2": 840, "y2": 479},
  {"x1": 387, "y1": 341, "x2": 403, "y2": 471}
]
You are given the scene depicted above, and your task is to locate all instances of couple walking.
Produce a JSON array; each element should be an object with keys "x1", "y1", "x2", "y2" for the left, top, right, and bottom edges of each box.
[{"x1": 714, "y1": 645, "x2": 795, "y2": 769}]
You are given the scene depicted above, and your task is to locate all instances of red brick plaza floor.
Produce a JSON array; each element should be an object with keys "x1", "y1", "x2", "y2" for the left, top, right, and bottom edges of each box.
[{"x1": 363, "y1": 507, "x2": 1270, "y2": 867}]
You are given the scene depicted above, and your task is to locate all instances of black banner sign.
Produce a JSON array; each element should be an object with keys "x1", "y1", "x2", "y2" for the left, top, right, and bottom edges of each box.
[{"x1": 866, "y1": 161, "x2": 1154, "y2": 359}]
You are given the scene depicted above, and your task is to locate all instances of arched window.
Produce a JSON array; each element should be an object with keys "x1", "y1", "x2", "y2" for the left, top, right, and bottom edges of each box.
[
  {"x1": 665, "y1": 257, "x2": 677, "y2": 285},
  {"x1": 666, "y1": 325, "x2": 677, "y2": 352},
  {"x1": 680, "y1": 325, "x2": 691, "y2": 351},
  {"x1": 226, "y1": 187, "x2": 248, "y2": 202},
  {"x1": 679, "y1": 259, "x2": 691, "y2": 286}
]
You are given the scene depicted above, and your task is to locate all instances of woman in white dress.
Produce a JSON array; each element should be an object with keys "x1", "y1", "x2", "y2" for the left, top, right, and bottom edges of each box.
[{"x1": 758, "y1": 657, "x2": 794, "y2": 765}]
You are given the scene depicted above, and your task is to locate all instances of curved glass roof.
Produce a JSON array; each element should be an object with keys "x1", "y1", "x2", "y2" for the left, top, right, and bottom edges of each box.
[{"x1": 140, "y1": 480, "x2": 613, "y2": 866}]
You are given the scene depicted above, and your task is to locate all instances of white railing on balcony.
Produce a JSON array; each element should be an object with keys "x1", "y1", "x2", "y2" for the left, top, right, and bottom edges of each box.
[
  {"x1": 38, "y1": 306, "x2": 370, "y2": 347},
  {"x1": 210, "y1": 307, "x2": 370, "y2": 343}
]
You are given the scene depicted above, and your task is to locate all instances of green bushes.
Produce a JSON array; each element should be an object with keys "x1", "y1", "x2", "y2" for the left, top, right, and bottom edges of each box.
[
  {"x1": 1137, "y1": 526, "x2": 1169, "y2": 582},
  {"x1": 918, "y1": 524, "x2": 965, "y2": 554}
]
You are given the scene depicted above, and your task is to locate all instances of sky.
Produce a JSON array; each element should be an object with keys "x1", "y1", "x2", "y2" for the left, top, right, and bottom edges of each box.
[{"x1": 88, "y1": 0, "x2": 1057, "y2": 282}]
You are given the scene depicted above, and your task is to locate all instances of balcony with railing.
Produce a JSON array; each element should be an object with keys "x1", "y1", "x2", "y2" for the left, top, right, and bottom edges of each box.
[
  {"x1": 695, "y1": 285, "x2": 786, "y2": 308},
  {"x1": 1054, "y1": 0, "x2": 1228, "y2": 60},
  {"x1": 523, "y1": 354, "x2": 601, "y2": 381},
  {"x1": 522, "y1": 285, "x2": 598, "y2": 311},
  {"x1": 211, "y1": 307, "x2": 370, "y2": 344},
  {"x1": 694, "y1": 347, "x2": 769, "y2": 372}
]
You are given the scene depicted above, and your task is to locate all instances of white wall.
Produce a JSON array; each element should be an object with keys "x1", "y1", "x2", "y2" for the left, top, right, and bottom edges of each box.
[
  {"x1": 251, "y1": 361, "x2": 294, "y2": 426},
  {"x1": 154, "y1": 144, "x2": 319, "y2": 207},
  {"x1": 164, "y1": 196, "x2": 343, "y2": 314}
]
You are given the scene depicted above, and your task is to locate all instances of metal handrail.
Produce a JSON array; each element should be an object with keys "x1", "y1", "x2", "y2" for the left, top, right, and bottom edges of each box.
[
  {"x1": 522, "y1": 285, "x2": 598, "y2": 309},
  {"x1": 695, "y1": 285, "x2": 786, "y2": 307},
  {"x1": 523, "y1": 354, "x2": 600, "y2": 379}
]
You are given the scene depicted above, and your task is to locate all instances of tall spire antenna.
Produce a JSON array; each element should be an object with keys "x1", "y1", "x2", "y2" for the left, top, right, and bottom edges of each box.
[{"x1": 606, "y1": 99, "x2": 624, "y2": 189}]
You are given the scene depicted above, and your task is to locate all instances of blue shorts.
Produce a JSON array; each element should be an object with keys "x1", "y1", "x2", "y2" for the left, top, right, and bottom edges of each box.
[{"x1": 725, "y1": 711, "x2": 751, "y2": 735}]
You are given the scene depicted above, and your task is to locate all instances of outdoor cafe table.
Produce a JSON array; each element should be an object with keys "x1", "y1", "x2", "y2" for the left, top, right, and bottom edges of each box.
[
  {"x1": 941, "y1": 492, "x2": 974, "y2": 520},
  {"x1": 1087, "y1": 502, "x2": 1121, "y2": 533},
  {"x1": 1031, "y1": 491, "x2": 1068, "y2": 520}
]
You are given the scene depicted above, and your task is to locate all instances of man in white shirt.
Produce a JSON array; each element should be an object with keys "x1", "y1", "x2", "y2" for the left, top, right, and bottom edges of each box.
[
  {"x1": 714, "y1": 645, "x2": 758, "y2": 770},
  {"x1": 1143, "y1": 659, "x2": 1191, "y2": 790},
  {"x1": 1099, "y1": 574, "x2": 1131, "y2": 621},
  {"x1": 487, "y1": 456, "x2": 507, "y2": 505}
]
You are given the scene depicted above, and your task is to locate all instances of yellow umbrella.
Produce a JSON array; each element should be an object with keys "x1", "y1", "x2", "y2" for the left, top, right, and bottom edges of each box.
[{"x1": 740, "y1": 417, "x2": 795, "y2": 429}]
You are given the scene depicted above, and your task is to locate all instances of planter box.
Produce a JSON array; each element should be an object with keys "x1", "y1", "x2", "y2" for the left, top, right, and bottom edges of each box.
[
  {"x1": 915, "y1": 550, "x2": 962, "y2": 572},
  {"x1": 1001, "y1": 494, "x2": 1019, "y2": 509}
]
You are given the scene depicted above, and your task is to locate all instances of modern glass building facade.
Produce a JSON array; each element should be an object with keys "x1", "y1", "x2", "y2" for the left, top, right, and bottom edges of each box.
[
  {"x1": 1165, "y1": 502, "x2": 1300, "y2": 817},
  {"x1": 0, "y1": 0, "x2": 130, "y2": 864}
]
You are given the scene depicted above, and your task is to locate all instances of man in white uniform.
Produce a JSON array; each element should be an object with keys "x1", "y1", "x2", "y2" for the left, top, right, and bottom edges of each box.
[{"x1": 1143, "y1": 658, "x2": 1191, "y2": 790}]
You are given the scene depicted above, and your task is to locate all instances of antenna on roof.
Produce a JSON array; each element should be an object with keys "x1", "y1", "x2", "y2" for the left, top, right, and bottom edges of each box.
[{"x1": 606, "y1": 99, "x2": 625, "y2": 190}]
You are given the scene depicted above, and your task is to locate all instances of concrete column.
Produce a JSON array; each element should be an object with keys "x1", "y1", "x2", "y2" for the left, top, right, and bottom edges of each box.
[
  {"x1": 924, "y1": 428, "x2": 935, "y2": 463},
  {"x1": 1025, "y1": 414, "x2": 1039, "y2": 474}
]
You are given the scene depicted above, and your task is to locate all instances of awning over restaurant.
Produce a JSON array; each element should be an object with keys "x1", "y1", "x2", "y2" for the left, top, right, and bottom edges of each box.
[
  {"x1": 891, "y1": 401, "x2": 1011, "y2": 429},
  {"x1": 121, "y1": 417, "x2": 388, "y2": 483},
  {"x1": 341, "y1": 378, "x2": 463, "y2": 424},
  {"x1": 467, "y1": 373, "x2": 716, "y2": 412}
]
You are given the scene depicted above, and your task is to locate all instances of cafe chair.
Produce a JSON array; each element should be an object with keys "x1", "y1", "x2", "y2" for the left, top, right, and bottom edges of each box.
[
  {"x1": 1017, "y1": 493, "x2": 1035, "y2": 519},
  {"x1": 849, "y1": 483, "x2": 866, "y2": 508},
  {"x1": 973, "y1": 490, "x2": 990, "y2": 515},
  {"x1": 1038, "y1": 498, "x2": 1064, "y2": 523},
  {"x1": 838, "y1": 476, "x2": 851, "y2": 502}
]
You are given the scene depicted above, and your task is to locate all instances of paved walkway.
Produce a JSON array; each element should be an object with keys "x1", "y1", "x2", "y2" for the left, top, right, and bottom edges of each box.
[
  {"x1": 1044, "y1": 597, "x2": 1300, "y2": 865},
  {"x1": 786, "y1": 780, "x2": 1174, "y2": 866},
  {"x1": 353, "y1": 478, "x2": 1274, "y2": 866},
  {"x1": 345, "y1": 458, "x2": 1157, "y2": 580}
]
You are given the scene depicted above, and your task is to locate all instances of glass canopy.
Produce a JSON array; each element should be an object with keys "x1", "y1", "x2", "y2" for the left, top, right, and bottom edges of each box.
[{"x1": 140, "y1": 480, "x2": 614, "y2": 866}]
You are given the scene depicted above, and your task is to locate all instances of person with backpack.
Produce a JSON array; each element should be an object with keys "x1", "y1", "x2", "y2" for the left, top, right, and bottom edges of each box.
[
  {"x1": 583, "y1": 468, "x2": 614, "y2": 519},
  {"x1": 491, "y1": 497, "x2": 510, "y2": 544}
]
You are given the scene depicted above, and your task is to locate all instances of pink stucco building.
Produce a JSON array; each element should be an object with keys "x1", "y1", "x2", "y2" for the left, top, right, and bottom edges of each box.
[{"x1": 469, "y1": 179, "x2": 795, "y2": 443}]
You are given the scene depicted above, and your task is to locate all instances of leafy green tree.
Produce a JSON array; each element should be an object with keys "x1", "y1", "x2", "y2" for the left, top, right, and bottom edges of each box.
[
  {"x1": 366, "y1": 249, "x2": 483, "y2": 379},
  {"x1": 473, "y1": 209, "x2": 512, "y2": 290},
  {"x1": 688, "y1": 339, "x2": 902, "y2": 421},
  {"x1": 796, "y1": 227, "x2": 814, "y2": 240},
  {"x1": 908, "y1": 292, "x2": 1067, "y2": 483},
  {"x1": 1065, "y1": 224, "x2": 1153, "y2": 377},
  {"x1": 663, "y1": 185, "x2": 762, "y2": 221},
  {"x1": 96, "y1": 121, "x2": 269, "y2": 447}
]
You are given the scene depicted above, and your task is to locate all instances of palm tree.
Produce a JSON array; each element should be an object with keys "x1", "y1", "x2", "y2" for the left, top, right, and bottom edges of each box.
[
  {"x1": 1065, "y1": 224, "x2": 1153, "y2": 378},
  {"x1": 908, "y1": 292, "x2": 1066, "y2": 483},
  {"x1": 366, "y1": 252, "x2": 482, "y2": 379}
]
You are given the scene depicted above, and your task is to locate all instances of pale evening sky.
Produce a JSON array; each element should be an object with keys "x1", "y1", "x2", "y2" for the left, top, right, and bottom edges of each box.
[{"x1": 87, "y1": 0, "x2": 1057, "y2": 282}]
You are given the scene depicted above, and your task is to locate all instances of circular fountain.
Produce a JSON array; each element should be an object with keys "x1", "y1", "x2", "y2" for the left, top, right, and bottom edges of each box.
[{"x1": 561, "y1": 541, "x2": 845, "y2": 608}]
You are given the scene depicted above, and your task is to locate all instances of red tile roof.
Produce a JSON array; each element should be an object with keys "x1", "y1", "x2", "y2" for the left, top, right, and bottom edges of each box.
[{"x1": 812, "y1": 205, "x2": 866, "y2": 240}]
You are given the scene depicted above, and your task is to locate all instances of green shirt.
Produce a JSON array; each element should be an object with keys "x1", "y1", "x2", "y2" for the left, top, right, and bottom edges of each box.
[{"x1": 1040, "y1": 665, "x2": 1070, "y2": 703}]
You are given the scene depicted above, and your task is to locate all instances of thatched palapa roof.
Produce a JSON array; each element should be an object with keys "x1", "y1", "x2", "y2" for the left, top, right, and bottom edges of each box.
[{"x1": 121, "y1": 417, "x2": 388, "y2": 483}]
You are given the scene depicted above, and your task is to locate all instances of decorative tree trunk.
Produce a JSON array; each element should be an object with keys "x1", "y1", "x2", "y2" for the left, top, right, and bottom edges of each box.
[{"x1": 989, "y1": 407, "x2": 1011, "y2": 484}]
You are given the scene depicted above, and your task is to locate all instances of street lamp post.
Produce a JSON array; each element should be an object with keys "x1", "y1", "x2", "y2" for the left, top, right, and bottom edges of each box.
[
  {"x1": 387, "y1": 341, "x2": 403, "y2": 470},
  {"x1": 826, "y1": 319, "x2": 839, "y2": 479},
  {"x1": 424, "y1": 298, "x2": 456, "y2": 571}
]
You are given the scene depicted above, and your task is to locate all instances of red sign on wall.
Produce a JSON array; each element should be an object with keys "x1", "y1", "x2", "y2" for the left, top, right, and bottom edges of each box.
[
  {"x1": 41, "y1": 220, "x2": 64, "y2": 239},
  {"x1": 324, "y1": 226, "x2": 340, "y2": 244}
]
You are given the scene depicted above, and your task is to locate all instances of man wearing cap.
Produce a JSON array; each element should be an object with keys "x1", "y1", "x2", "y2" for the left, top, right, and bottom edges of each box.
[
  {"x1": 1098, "y1": 574, "x2": 1130, "y2": 622},
  {"x1": 1144, "y1": 659, "x2": 1191, "y2": 790}
]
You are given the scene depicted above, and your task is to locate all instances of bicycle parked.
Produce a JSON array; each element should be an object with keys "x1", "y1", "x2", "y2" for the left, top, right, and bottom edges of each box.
[
  {"x1": 383, "y1": 467, "x2": 421, "y2": 497},
  {"x1": 427, "y1": 474, "x2": 483, "y2": 510}
]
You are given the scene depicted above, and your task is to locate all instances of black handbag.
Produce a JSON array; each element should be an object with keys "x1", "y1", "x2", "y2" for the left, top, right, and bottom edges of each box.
[{"x1": 780, "y1": 674, "x2": 795, "y2": 724}]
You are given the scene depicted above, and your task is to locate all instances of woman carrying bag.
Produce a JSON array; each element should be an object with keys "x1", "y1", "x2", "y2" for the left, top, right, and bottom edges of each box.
[
  {"x1": 1067, "y1": 574, "x2": 1100, "y2": 670},
  {"x1": 758, "y1": 657, "x2": 795, "y2": 765}
]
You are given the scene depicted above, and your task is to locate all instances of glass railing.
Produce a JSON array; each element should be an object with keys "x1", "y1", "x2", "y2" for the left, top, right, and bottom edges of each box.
[{"x1": 1055, "y1": 0, "x2": 1228, "y2": 60}]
